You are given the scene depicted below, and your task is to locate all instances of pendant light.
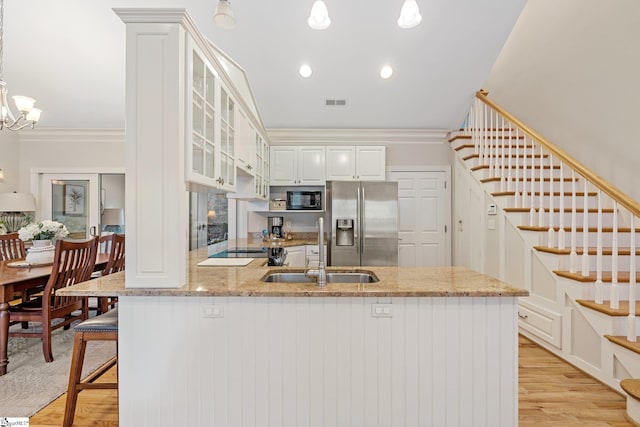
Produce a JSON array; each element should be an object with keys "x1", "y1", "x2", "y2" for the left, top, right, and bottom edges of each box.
[
  {"x1": 308, "y1": 0, "x2": 331, "y2": 30},
  {"x1": 214, "y1": 0, "x2": 237, "y2": 30},
  {"x1": 397, "y1": 0, "x2": 422, "y2": 29}
]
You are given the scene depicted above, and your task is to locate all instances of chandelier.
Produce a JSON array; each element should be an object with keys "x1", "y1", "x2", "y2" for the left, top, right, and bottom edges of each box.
[{"x1": 0, "y1": 0, "x2": 41, "y2": 131}]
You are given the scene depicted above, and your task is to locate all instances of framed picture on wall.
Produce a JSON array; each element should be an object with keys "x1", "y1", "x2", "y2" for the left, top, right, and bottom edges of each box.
[{"x1": 64, "y1": 184, "x2": 85, "y2": 216}]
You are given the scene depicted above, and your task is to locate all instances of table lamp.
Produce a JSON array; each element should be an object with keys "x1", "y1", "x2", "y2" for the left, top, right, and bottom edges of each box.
[
  {"x1": 0, "y1": 192, "x2": 36, "y2": 232},
  {"x1": 102, "y1": 207, "x2": 124, "y2": 233}
]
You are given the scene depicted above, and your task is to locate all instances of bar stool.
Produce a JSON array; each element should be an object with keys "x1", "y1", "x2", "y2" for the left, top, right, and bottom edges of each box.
[{"x1": 63, "y1": 307, "x2": 118, "y2": 427}]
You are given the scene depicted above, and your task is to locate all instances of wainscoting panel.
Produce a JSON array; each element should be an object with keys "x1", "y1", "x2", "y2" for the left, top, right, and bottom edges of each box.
[{"x1": 119, "y1": 296, "x2": 519, "y2": 427}]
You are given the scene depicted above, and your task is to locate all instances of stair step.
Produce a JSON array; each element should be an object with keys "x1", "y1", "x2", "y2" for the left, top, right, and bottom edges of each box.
[
  {"x1": 463, "y1": 154, "x2": 549, "y2": 162},
  {"x1": 449, "y1": 135, "x2": 472, "y2": 143},
  {"x1": 493, "y1": 191, "x2": 597, "y2": 197},
  {"x1": 455, "y1": 143, "x2": 533, "y2": 152},
  {"x1": 554, "y1": 270, "x2": 633, "y2": 283},
  {"x1": 577, "y1": 300, "x2": 640, "y2": 316},
  {"x1": 605, "y1": 335, "x2": 640, "y2": 355},
  {"x1": 482, "y1": 177, "x2": 576, "y2": 184},
  {"x1": 471, "y1": 164, "x2": 561, "y2": 172},
  {"x1": 449, "y1": 134, "x2": 525, "y2": 143},
  {"x1": 505, "y1": 207, "x2": 614, "y2": 213},
  {"x1": 620, "y1": 379, "x2": 640, "y2": 402},
  {"x1": 534, "y1": 246, "x2": 640, "y2": 256},
  {"x1": 519, "y1": 225, "x2": 638, "y2": 233}
]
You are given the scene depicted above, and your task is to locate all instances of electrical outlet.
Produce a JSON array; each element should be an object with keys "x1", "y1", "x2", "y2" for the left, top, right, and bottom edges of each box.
[
  {"x1": 371, "y1": 303, "x2": 393, "y2": 318},
  {"x1": 203, "y1": 304, "x2": 224, "y2": 318}
]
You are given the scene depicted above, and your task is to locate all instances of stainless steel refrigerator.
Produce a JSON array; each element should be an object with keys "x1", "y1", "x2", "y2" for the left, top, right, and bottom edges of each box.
[{"x1": 325, "y1": 180, "x2": 398, "y2": 266}]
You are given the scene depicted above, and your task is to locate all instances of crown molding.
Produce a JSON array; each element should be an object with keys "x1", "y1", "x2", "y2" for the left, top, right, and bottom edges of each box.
[
  {"x1": 266, "y1": 128, "x2": 450, "y2": 145},
  {"x1": 18, "y1": 128, "x2": 125, "y2": 144}
]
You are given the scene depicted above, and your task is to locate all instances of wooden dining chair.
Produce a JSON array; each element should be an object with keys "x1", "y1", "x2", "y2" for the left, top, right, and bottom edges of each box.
[
  {"x1": 9, "y1": 237, "x2": 99, "y2": 362},
  {"x1": 97, "y1": 233, "x2": 124, "y2": 314},
  {"x1": 0, "y1": 232, "x2": 26, "y2": 261},
  {"x1": 1, "y1": 232, "x2": 41, "y2": 322}
]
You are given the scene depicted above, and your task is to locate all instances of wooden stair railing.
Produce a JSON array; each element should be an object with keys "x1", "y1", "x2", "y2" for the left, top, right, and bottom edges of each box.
[
  {"x1": 452, "y1": 90, "x2": 640, "y2": 422},
  {"x1": 459, "y1": 90, "x2": 639, "y2": 344}
]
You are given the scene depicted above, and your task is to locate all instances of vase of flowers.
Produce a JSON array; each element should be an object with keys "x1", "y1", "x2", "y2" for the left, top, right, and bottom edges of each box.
[{"x1": 18, "y1": 220, "x2": 69, "y2": 265}]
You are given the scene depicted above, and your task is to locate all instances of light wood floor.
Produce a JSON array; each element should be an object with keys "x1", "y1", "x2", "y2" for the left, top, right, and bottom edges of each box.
[{"x1": 28, "y1": 335, "x2": 634, "y2": 426}]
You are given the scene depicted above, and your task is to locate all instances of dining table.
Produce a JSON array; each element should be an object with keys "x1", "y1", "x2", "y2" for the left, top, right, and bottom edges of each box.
[{"x1": 0, "y1": 253, "x2": 109, "y2": 376}]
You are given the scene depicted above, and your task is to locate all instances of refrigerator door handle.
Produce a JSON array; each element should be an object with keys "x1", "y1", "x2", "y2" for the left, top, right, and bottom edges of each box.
[
  {"x1": 356, "y1": 185, "x2": 361, "y2": 255},
  {"x1": 360, "y1": 185, "x2": 365, "y2": 254}
]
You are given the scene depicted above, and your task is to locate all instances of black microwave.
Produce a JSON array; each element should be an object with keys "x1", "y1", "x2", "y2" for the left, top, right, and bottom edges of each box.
[{"x1": 286, "y1": 191, "x2": 322, "y2": 210}]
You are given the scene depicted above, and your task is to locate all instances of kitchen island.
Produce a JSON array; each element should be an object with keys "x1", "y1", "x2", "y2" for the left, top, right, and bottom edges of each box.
[{"x1": 61, "y1": 248, "x2": 527, "y2": 427}]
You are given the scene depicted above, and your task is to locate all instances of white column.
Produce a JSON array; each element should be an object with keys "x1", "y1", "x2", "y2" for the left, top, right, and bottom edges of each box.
[{"x1": 116, "y1": 10, "x2": 190, "y2": 288}]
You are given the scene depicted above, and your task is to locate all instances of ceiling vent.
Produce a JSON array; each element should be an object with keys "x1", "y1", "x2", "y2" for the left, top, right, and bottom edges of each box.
[{"x1": 325, "y1": 99, "x2": 346, "y2": 106}]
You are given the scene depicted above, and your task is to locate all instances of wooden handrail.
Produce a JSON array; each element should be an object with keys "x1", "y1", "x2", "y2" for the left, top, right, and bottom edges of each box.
[{"x1": 476, "y1": 90, "x2": 640, "y2": 218}]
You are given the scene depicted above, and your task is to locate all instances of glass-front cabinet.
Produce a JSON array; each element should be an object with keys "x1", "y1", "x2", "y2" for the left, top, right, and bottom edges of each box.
[
  {"x1": 187, "y1": 43, "x2": 236, "y2": 192},
  {"x1": 189, "y1": 48, "x2": 216, "y2": 182},
  {"x1": 218, "y1": 87, "x2": 235, "y2": 190},
  {"x1": 254, "y1": 132, "x2": 269, "y2": 200}
]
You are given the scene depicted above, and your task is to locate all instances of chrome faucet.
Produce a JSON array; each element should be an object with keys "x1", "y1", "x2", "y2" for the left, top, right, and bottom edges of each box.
[{"x1": 305, "y1": 217, "x2": 326, "y2": 286}]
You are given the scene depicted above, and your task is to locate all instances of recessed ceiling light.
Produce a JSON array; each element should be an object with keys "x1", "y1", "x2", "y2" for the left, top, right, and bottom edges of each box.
[
  {"x1": 380, "y1": 65, "x2": 393, "y2": 79},
  {"x1": 299, "y1": 64, "x2": 313, "y2": 78}
]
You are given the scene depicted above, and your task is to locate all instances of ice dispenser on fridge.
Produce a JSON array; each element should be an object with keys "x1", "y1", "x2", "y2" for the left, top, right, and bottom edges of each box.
[{"x1": 336, "y1": 219, "x2": 354, "y2": 246}]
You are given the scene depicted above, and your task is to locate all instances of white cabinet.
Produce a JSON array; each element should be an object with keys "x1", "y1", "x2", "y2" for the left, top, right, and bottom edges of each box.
[
  {"x1": 285, "y1": 244, "x2": 326, "y2": 267},
  {"x1": 254, "y1": 133, "x2": 269, "y2": 199},
  {"x1": 284, "y1": 245, "x2": 306, "y2": 267},
  {"x1": 186, "y1": 44, "x2": 236, "y2": 191},
  {"x1": 235, "y1": 108, "x2": 256, "y2": 175},
  {"x1": 305, "y1": 244, "x2": 327, "y2": 267},
  {"x1": 325, "y1": 146, "x2": 386, "y2": 181},
  {"x1": 218, "y1": 87, "x2": 236, "y2": 190},
  {"x1": 270, "y1": 146, "x2": 325, "y2": 186},
  {"x1": 187, "y1": 46, "x2": 217, "y2": 185},
  {"x1": 230, "y1": 113, "x2": 269, "y2": 200}
]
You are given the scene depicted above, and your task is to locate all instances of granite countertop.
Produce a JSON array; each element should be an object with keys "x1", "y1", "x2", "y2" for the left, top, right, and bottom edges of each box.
[{"x1": 58, "y1": 247, "x2": 528, "y2": 298}]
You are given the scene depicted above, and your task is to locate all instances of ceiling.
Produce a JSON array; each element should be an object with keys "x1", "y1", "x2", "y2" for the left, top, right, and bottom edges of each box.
[{"x1": 3, "y1": 0, "x2": 526, "y2": 131}]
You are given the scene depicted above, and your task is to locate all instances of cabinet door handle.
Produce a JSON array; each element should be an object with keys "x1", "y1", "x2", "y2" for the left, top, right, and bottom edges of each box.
[{"x1": 518, "y1": 312, "x2": 528, "y2": 320}]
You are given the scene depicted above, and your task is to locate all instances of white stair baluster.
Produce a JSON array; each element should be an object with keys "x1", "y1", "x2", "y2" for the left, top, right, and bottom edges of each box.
[
  {"x1": 500, "y1": 116, "x2": 506, "y2": 192},
  {"x1": 529, "y1": 139, "x2": 536, "y2": 226},
  {"x1": 538, "y1": 145, "x2": 545, "y2": 227},
  {"x1": 595, "y1": 190, "x2": 603, "y2": 304},
  {"x1": 611, "y1": 203, "x2": 619, "y2": 309},
  {"x1": 507, "y1": 121, "x2": 514, "y2": 194},
  {"x1": 483, "y1": 103, "x2": 488, "y2": 167},
  {"x1": 581, "y1": 180, "x2": 590, "y2": 277},
  {"x1": 488, "y1": 109, "x2": 495, "y2": 178},
  {"x1": 547, "y1": 154, "x2": 555, "y2": 247},
  {"x1": 518, "y1": 130, "x2": 525, "y2": 208},
  {"x1": 558, "y1": 162, "x2": 566, "y2": 250},
  {"x1": 627, "y1": 215, "x2": 636, "y2": 342},
  {"x1": 474, "y1": 101, "x2": 479, "y2": 155},
  {"x1": 570, "y1": 170, "x2": 578, "y2": 273}
]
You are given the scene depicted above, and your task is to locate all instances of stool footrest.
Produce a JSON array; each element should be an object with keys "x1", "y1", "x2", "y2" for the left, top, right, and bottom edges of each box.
[{"x1": 82, "y1": 355, "x2": 117, "y2": 385}]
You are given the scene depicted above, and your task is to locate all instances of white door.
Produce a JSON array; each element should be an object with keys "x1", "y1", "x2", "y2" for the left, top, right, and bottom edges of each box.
[
  {"x1": 39, "y1": 173, "x2": 101, "y2": 239},
  {"x1": 389, "y1": 170, "x2": 450, "y2": 266}
]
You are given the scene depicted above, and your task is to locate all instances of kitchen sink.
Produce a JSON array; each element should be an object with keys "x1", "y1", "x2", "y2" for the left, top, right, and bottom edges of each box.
[{"x1": 260, "y1": 270, "x2": 379, "y2": 284}]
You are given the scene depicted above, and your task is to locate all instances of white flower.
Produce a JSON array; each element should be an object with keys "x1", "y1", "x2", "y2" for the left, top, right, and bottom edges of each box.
[
  {"x1": 18, "y1": 220, "x2": 69, "y2": 241},
  {"x1": 0, "y1": 223, "x2": 6, "y2": 235}
]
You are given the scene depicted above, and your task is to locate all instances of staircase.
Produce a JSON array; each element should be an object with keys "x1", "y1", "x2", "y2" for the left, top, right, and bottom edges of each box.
[{"x1": 450, "y1": 91, "x2": 640, "y2": 424}]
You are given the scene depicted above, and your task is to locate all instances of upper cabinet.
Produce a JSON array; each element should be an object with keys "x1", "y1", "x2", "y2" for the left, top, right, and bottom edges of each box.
[
  {"x1": 254, "y1": 133, "x2": 269, "y2": 199},
  {"x1": 188, "y1": 47, "x2": 217, "y2": 183},
  {"x1": 186, "y1": 43, "x2": 235, "y2": 191},
  {"x1": 325, "y1": 146, "x2": 386, "y2": 181},
  {"x1": 218, "y1": 87, "x2": 236, "y2": 190},
  {"x1": 236, "y1": 108, "x2": 256, "y2": 175},
  {"x1": 270, "y1": 146, "x2": 325, "y2": 186}
]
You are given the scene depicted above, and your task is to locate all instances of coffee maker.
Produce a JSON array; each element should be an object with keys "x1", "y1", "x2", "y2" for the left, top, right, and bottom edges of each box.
[{"x1": 267, "y1": 216, "x2": 284, "y2": 239}]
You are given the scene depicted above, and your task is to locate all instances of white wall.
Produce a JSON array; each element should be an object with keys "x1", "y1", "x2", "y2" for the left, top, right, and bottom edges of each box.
[
  {"x1": 19, "y1": 129, "x2": 125, "y2": 192},
  {"x1": 387, "y1": 143, "x2": 451, "y2": 167},
  {"x1": 483, "y1": 0, "x2": 640, "y2": 202},
  {"x1": 0, "y1": 132, "x2": 22, "y2": 192}
]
